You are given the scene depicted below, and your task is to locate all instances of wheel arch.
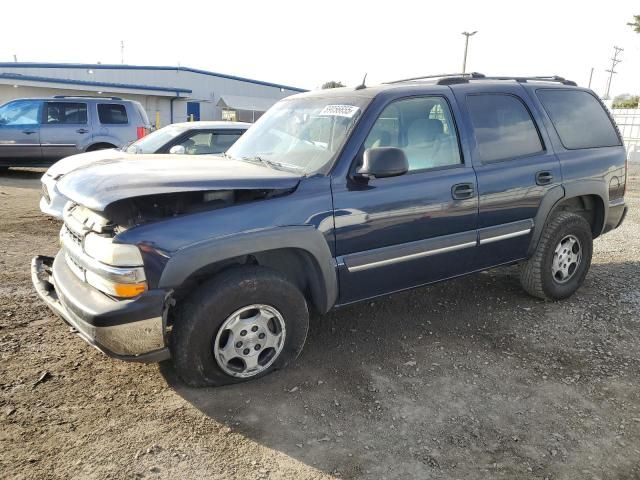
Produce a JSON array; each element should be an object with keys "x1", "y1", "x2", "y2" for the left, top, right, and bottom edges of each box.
[
  {"x1": 159, "y1": 227, "x2": 338, "y2": 314},
  {"x1": 528, "y1": 182, "x2": 607, "y2": 255}
]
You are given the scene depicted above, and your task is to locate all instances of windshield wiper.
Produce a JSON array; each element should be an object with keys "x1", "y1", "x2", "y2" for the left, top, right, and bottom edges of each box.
[{"x1": 240, "y1": 155, "x2": 303, "y2": 172}]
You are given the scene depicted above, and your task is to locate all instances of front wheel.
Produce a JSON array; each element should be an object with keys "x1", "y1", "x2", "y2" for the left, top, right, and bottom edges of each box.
[
  {"x1": 520, "y1": 212, "x2": 593, "y2": 300},
  {"x1": 170, "y1": 266, "x2": 309, "y2": 387}
]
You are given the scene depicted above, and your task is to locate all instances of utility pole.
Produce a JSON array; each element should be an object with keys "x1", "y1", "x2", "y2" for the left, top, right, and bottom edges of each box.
[
  {"x1": 13, "y1": 54, "x2": 17, "y2": 62},
  {"x1": 588, "y1": 67, "x2": 594, "y2": 88},
  {"x1": 604, "y1": 46, "x2": 623, "y2": 100},
  {"x1": 461, "y1": 31, "x2": 478, "y2": 74},
  {"x1": 120, "y1": 40, "x2": 125, "y2": 65}
]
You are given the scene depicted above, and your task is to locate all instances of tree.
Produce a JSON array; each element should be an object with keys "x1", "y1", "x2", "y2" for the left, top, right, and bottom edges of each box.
[
  {"x1": 321, "y1": 81, "x2": 345, "y2": 89},
  {"x1": 628, "y1": 15, "x2": 640, "y2": 33}
]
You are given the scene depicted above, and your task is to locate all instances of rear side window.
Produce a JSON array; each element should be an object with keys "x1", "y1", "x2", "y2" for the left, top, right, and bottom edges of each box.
[
  {"x1": 98, "y1": 104, "x2": 128, "y2": 124},
  {"x1": 45, "y1": 102, "x2": 87, "y2": 124},
  {"x1": 467, "y1": 94, "x2": 543, "y2": 162},
  {"x1": 537, "y1": 89, "x2": 620, "y2": 149}
]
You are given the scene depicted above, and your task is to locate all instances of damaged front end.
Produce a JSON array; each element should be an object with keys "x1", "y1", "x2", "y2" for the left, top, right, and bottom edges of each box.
[{"x1": 30, "y1": 156, "x2": 303, "y2": 361}]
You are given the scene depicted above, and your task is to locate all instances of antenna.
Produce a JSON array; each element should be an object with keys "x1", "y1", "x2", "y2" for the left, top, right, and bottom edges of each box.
[{"x1": 355, "y1": 73, "x2": 367, "y2": 90}]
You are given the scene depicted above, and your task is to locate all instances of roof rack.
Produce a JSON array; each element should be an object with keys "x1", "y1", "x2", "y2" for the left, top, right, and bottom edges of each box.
[
  {"x1": 384, "y1": 72, "x2": 485, "y2": 84},
  {"x1": 385, "y1": 73, "x2": 577, "y2": 87},
  {"x1": 52, "y1": 95, "x2": 123, "y2": 100}
]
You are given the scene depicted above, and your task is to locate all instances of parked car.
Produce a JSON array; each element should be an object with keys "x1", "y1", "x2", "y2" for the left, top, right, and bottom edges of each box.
[
  {"x1": 31, "y1": 74, "x2": 628, "y2": 387},
  {"x1": 0, "y1": 96, "x2": 150, "y2": 170},
  {"x1": 40, "y1": 121, "x2": 250, "y2": 219}
]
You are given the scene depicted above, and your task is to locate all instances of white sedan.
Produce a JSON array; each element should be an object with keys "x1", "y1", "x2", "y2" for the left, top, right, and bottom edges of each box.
[{"x1": 40, "y1": 121, "x2": 249, "y2": 219}]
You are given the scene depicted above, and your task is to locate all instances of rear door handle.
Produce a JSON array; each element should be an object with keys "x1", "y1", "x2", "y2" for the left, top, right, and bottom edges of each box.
[
  {"x1": 536, "y1": 171, "x2": 553, "y2": 185},
  {"x1": 451, "y1": 183, "x2": 475, "y2": 200},
  {"x1": 22, "y1": 130, "x2": 36, "y2": 135},
  {"x1": 76, "y1": 128, "x2": 89, "y2": 134}
]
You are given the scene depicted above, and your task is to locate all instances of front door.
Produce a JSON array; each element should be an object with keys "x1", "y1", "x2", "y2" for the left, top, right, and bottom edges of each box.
[
  {"x1": 40, "y1": 101, "x2": 88, "y2": 162},
  {"x1": 332, "y1": 94, "x2": 478, "y2": 304},
  {"x1": 0, "y1": 99, "x2": 42, "y2": 164},
  {"x1": 452, "y1": 83, "x2": 562, "y2": 267}
]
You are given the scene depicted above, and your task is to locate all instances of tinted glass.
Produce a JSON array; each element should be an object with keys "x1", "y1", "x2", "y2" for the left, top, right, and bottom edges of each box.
[
  {"x1": 45, "y1": 102, "x2": 87, "y2": 124},
  {"x1": 467, "y1": 94, "x2": 542, "y2": 162},
  {"x1": 98, "y1": 104, "x2": 128, "y2": 124},
  {"x1": 364, "y1": 96, "x2": 461, "y2": 171},
  {"x1": 537, "y1": 89, "x2": 620, "y2": 149},
  {"x1": 0, "y1": 100, "x2": 40, "y2": 125}
]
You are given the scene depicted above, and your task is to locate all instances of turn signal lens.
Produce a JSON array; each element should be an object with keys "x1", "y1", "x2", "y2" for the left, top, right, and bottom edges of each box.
[{"x1": 113, "y1": 282, "x2": 148, "y2": 298}]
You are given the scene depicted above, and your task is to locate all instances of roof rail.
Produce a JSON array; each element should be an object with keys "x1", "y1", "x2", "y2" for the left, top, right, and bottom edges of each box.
[
  {"x1": 434, "y1": 75, "x2": 577, "y2": 86},
  {"x1": 384, "y1": 72, "x2": 485, "y2": 84},
  {"x1": 479, "y1": 76, "x2": 577, "y2": 86},
  {"x1": 52, "y1": 95, "x2": 123, "y2": 100}
]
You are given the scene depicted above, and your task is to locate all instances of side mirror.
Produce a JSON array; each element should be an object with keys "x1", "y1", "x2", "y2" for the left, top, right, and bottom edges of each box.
[
  {"x1": 169, "y1": 145, "x2": 186, "y2": 155},
  {"x1": 356, "y1": 147, "x2": 408, "y2": 179}
]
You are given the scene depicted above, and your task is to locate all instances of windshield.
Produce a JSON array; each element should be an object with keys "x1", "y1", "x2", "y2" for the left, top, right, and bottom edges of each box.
[
  {"x1": 226, "y1": 96, "x2": 369, "y2": 173},
  {"x1": 125, "y1": 125, "x2": 186, "y2": 153}
]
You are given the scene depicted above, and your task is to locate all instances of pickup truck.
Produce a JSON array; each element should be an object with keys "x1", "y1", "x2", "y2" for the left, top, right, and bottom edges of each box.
[{"x1": 32, "y1": 73, "x2": 628, "y2": 387}]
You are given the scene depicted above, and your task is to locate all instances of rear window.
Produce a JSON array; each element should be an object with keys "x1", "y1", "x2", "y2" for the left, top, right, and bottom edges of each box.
[
  {"x1": 45, "y1": 102, "x2": 87, "y2": 124},
  {"x1": 536, "y1": 89, "x2": 620, "y2": 149},
  {"x1": 467, "y1": 94, "x2": 543, "y2": 162},
  {"x1": 98, "y1": 104, "x2": 128, "y2": 124}
]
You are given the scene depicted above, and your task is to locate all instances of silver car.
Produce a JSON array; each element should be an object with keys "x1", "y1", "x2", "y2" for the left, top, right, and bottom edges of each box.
[
  {"x1": 0, "y1": 96, "x2": 151, "y2": 170},
  {"x1": 40, "y1": 121, "x2": 250, "y2": 218}
]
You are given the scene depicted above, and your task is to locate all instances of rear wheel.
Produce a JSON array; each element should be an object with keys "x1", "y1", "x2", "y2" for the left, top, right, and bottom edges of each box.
[
  {"x1": 520, "y1": 212, "x2": 593, "y2": 300},
  {"x1": 170, "y1": 266, "x2": 309, "y2": 387}
]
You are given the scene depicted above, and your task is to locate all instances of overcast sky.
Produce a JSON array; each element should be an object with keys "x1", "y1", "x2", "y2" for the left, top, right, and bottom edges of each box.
[{"x1": 2, "y1": 0, "x2": 639, "y2": 97}]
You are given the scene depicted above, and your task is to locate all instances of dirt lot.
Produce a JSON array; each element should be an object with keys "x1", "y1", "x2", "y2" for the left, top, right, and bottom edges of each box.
[{"x1": 1, "y1": 167, "x2": 639, "y2": 480}]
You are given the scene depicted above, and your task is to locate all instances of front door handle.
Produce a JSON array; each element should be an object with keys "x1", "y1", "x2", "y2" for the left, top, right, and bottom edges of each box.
[
  {"x1": 536, "y1": 171, "x2": 553, "y2": 186},
  {"x1": 76, "y1": 128, "x2": 89, "y2": 134},
  {"x1": 22, "y1": 130, "x2": 36, "y2": 135},
  {"x1": 451, "y1": 183, "x2": 475, "y2": 200}
]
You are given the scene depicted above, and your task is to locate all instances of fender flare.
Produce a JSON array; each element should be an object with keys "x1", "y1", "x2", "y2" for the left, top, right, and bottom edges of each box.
[
  {"x1": 527, "y1": 180, "x2": 608, "y2": 255},
  {"x1": 158, "y1": 226, "x2": 338, "y2": 313}
]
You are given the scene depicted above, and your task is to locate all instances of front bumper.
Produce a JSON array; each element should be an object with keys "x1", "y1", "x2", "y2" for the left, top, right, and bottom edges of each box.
[{"x1": 31, "y1": 254, "x2": 170, "y2": 362}]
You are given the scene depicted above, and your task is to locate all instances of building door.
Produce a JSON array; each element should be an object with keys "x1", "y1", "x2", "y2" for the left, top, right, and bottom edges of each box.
[{"x1": 187, "y1": 102, "x2": 200, "y2": 121}]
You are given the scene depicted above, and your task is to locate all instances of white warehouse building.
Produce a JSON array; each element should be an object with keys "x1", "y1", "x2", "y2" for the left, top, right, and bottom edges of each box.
[{"x1": 0, "y1": 62, "x2": 306, "y2": 127}]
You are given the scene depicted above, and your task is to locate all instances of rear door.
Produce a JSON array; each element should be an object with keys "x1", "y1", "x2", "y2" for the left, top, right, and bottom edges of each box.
[
  {"x1": 332, "y1": 93, "x2": 478, "y2": 304},
  {"x1": 96, "y1": 102, "x2": 132, "y2": 146},
  {"x1": 452, "y1": 83, "x2": 562, "y2": 267},
  {"x1": 40, "y1": 101, "x2": 87, "y2": 161},
  {"x1": 0, "y1": 99, "x2": 42, "y2": 164}
]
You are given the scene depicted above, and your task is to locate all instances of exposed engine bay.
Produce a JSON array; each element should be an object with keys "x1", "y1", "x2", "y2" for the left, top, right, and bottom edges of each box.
[{"x1": 101, "y1": 188, "x2": 294, "y2": 231}]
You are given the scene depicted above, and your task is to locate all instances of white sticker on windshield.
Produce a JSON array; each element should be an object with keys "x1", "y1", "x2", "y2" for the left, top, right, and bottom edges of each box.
[{"x1": 319, "y1": 105, "x2": 360, "y2": 118}]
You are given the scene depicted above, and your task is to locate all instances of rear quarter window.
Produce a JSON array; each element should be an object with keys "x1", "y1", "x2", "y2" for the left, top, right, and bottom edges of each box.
[
  {"x1": 98, "y1": 104, "x2": 129, "y2": 124},
  {"x1": 536, "y1": 89, "x2": 621, "y2": 149}
]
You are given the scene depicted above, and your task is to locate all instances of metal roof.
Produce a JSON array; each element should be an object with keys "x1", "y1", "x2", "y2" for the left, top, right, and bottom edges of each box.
[
  {"x1": 0, "y1": 62, "x2": 307, "y2": 93},
  {"x1": 0, "y1": 72, "x2": 192, "y2": 96}
]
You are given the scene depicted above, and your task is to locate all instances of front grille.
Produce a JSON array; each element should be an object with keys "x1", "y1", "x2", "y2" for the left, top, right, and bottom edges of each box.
[
  {"x1": 41, "y1": 183, "x2": 50, "y2": 204},
  {"x1": 62, "y1": 224, "x2": 83, "y2": 248}
]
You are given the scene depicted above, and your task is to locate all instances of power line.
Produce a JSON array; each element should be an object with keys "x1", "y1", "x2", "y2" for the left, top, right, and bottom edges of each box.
[{"x1": 604, "y1": 46, "x2": 623, "y2": 100}]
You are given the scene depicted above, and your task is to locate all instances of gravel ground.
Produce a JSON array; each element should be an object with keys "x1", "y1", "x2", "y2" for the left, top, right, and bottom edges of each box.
[{"x1": 1, "y1": 166, "x2": 639, "y2": 480}]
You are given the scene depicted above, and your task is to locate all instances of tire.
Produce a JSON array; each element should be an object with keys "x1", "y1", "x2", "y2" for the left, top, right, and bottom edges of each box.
[
  {"x1": 170, "y1": 266, "x2": 309, "y2": 387},
  {"x1": 520, "y1": 211, "x2": 593, "y2": 300}
]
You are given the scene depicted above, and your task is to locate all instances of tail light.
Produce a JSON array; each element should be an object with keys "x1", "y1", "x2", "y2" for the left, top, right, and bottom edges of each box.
[{"x1": 136, "y1": 127, "x2": 148, "y2": 139}]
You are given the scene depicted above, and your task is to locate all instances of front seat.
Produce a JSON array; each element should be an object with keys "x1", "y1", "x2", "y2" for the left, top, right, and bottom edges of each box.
[{"x1": 404, "y1": 118, "x2": 444, "y2": 170}]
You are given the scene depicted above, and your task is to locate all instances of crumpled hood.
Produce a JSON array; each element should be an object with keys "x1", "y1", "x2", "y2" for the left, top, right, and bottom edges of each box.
[
  {"x1": 56, "y1": 155, "x2": 303, "y2": 212},
  {"x1": 45, "y1": 148, "x2": 128, "y2": 178}
]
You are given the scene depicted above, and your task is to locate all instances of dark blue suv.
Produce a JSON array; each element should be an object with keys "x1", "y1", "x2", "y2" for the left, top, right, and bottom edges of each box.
[{"x1": 32, "y1": 73, "x2": 628, "y2": 387}]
